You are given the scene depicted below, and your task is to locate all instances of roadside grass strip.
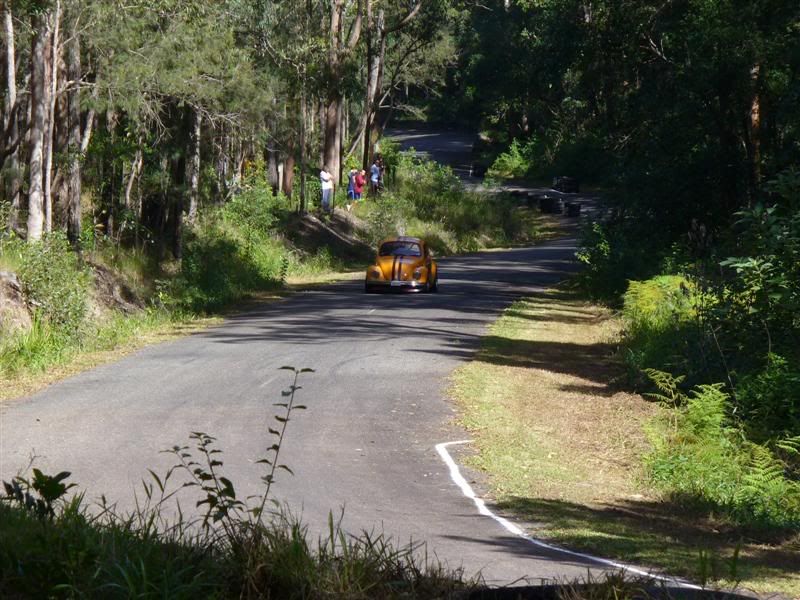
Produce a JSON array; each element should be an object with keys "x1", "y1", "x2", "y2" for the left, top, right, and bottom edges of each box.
[
  {"x1": 435, "y1": 440, "x2": 702, "y2": 590},
  {"x1": 449, "y1": 289, "x2": 800, "y2": 598}
]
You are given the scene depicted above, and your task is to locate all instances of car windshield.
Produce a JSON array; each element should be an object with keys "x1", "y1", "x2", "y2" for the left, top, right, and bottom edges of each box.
[{"x1": 379, "y1": 241, "x2": 421, "y2": 257}]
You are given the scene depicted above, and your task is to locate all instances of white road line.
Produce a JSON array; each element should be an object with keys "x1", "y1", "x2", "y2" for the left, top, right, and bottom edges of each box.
[{"x1": 435, "y1": 440, "x2": 702, "y2": 590}]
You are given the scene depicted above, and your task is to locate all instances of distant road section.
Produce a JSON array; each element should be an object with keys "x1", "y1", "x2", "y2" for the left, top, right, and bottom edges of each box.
[{"x1": 386, "y1": 126, "x2": 476, "y2": 179}]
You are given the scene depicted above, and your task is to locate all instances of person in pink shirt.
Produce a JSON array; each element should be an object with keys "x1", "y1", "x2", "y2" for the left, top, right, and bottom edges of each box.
[{"x1": 354, "y1": 169, "x2": 366, "y2": 201}]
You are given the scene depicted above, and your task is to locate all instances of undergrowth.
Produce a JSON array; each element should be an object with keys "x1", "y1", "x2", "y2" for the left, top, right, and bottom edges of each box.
[
  {"x1": 645, "y1": 379, "x2": 800, "y2": 529},
  {"x1": 356, "y1": 147, "x2": 541, "y2": 254},
  {"x1": 573, "y1": 169, "x2": 800, "y2": 533}
]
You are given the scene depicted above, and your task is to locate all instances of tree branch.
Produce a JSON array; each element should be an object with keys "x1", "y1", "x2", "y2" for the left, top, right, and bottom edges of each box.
[{"x1": 386, "y1": 0, "x2": 424, "y2": 34}]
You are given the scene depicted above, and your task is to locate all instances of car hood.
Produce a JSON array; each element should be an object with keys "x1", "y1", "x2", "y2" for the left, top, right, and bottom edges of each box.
[{"x1": 376, "y1": 255, "x2": 423, "y2": 280}]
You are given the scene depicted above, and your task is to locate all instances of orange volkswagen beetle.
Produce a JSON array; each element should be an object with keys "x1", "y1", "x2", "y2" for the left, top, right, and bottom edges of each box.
[{"x1": 365, "y1": 236, "x2": 438, "y2": 293}]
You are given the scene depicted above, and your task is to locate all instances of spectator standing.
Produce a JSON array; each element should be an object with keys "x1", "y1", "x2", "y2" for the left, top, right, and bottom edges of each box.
[
  {"x1": 354, "y1": 169, "x2": 366, "y2": 201},
  {"x1": 370, "y1": 159, "x2": 380, "y2": 196},
  {"x1": 346, "y1": 168, "x2": 356, "y2": 210},
  {"x1": 320, "y1": 166, "x2": 333, "y2": 213}
]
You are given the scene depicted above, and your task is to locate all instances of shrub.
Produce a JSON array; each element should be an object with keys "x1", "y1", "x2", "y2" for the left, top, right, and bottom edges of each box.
[
  {"x1": 179, "y1": 173, "x2": 289, "y2": 311},
  {"x1": 736, "y1": 354, "x2": 800, "y2": 442},
  {"x1": 647, "y1": 382, "x2": 800, "y2": 528},
  {"x1": 576, "y1": 219, "x2": 662, "y2": 301},
  {"x1": 1, "y1": 233, "x2": 89, "y2": 336},
  {"x1": 487, "y1": 138, "x2": 537, "y2": 180},
  {"x1": 621, "y1": 275, "x2": 707, "y2": 382},
  {"x1": 378, "y1": 151, "x2": 534, "y2": 252},
  {"x1": 714, "y1": 199, "x2": 800, "y2": 367},
  {"x1": 360, "y1": 193, "x2": 416, "y2": 245}
]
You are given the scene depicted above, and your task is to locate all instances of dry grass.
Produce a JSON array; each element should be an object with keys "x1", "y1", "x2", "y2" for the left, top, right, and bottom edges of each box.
[
  {"x1": 452, "y1": 289, "x2": 656, "y2": 504},
  {"x1": 450, "y1": 288, "x2": 800, "y2": 598},
  {"x1": 285, "y1": 270, "x2": 363, "y2": 287}
]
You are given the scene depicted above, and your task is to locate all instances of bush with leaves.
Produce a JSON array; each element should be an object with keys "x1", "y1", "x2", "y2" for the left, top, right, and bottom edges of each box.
[
  {"x1": 717, "y1": 207, "x2": 799, "y2": 350},
  {"x1": 487, "y1": 138, "x2": 537, "y2": 180},
  {"x1": 1, "y1": 233, "x2": 89, "y2": 336},
  {"x1": 646, "y1": 379, "x2": 800, "y2": 528},
  {"x1": 621, "y1": 275, "x2": 710, "y2": 385},
  {"x1": 576, "y1": 217, "x2": 667, "y2": 301},
  {"x1": 369, "y1": 151, "x2": 531, "y2": 253},
  {"x1": 179, "y1": 172, "x2": 290, "y2": 311},
  {"x1": 736, "y1": 354, "x2": 800, "y2": 442}
]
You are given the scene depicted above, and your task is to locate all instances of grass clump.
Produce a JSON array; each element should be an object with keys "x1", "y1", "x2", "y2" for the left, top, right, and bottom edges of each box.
[{"x1": 0, "y1": 233, "x2": 92, "y2": 378}]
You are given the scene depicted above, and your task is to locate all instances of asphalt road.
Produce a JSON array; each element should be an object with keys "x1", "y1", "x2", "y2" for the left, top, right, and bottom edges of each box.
[
  {"x1": 385, "y1": 126, "x2": 476, "y2": 179},
  {"x1": 1, "y1": 132, "x2": 628, "y2": 586}
]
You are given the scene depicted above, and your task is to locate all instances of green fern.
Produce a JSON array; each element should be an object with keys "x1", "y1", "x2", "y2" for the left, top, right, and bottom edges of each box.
[
  {"x1": 644, "y1": 368, "x2": 687, "y2": 406},
  {"x1": 776, "y1": 435, "x2": 800, "y2": 456},
  {"x1": 734, "y1": 444, "x2": 800, "y2": 526}
]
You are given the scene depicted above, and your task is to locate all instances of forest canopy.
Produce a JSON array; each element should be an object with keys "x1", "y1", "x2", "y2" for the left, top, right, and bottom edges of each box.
[{"x1": 1, "y1": 0, "x2": 454, "y2": 250}]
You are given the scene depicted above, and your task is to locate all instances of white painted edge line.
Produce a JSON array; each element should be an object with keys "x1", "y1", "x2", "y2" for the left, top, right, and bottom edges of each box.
[{"x1": 435, "y1": 440, "x2": 703, "y2": 590}]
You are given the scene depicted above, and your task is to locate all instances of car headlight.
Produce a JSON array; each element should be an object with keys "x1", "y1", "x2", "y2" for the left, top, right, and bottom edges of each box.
[
  {"x1": 413, "y1": 267, "x2": 426, "y2": 280},
  {"x1": 368, "y1": 267, "x2": 382, "y2": 280}
]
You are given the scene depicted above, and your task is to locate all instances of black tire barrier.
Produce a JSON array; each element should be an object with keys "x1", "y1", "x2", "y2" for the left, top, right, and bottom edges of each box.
[
  {"x1": 564, "y1": 201, "x2": 582, "y2": 217},
  {"x1": 553, "y1": 176, "x2": 580, "y2": 193},
  {"x1": 538, "y1": 195, "x2": 562, "y2": 213}
]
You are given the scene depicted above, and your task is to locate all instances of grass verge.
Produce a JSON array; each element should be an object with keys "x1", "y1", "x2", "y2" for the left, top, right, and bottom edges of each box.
[
  {"x1": 449, "y1": 288, "x2": 800, "y2": 598},
  {"x1": 0, "y1": 310, "x2": 221, "y2": 402}
]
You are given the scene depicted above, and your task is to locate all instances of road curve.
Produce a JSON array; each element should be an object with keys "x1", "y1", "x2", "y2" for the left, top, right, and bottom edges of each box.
[
  {"x1": 1, "y1": 132, "x2": 626, "y2": 586},
  {"x1": 0, "y1": 236, "x2": 621, "y2": 585}
]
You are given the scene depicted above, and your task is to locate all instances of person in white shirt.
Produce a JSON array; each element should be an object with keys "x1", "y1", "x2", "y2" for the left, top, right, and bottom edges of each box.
[{"x1": 320, "y1": 166, "x2": 333, "y2": 212}]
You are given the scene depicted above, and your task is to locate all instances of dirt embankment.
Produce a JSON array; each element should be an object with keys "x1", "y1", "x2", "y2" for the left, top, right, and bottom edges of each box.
[
  {"x1": 0, "y1": 261, "x2": 145, "y2": 340},
  {"x1": 0, "y1": 272, "x2": 31, "y2": 335}
]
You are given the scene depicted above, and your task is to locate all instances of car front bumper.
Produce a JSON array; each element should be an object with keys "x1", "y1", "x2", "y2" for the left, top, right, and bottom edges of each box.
[{"x1": 365, "y1": 279, "x2": 426, "y2": 291}]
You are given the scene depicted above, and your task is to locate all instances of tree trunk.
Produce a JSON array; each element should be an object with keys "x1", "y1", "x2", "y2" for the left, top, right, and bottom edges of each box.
[
  {"x1": 52, "y1": 62, "x2": 70, "y2": 230},
  {"x1": 187, "y1": 109, "x2": 201, "y2": 224},
  {"x1": 267, "y1": 144, "x2": 280, "y2": 195},
  {"x1": 3, "y1": 5, "x2": 21, "y2": 231},
  {"x1": 362, "y1": 8, "x2": 389, "y2": 170},
  {"x1": 746, "y1": 62, "x2": 763, "y2": 202},
  {"x1": 123, "y1": 146, "x2": 143, "y2": 218},
  {"x1": 281, "y1": 148, "x2": 295, "y2": 198},
  {"x1": 299, "y1": 88, "x2": 307, "y2": 214},
  {"x1": 43, "y1": 0, "x2": 61, "y2": 234},
  {"x1": 102, "y1": 110, "x2": 119, "y2": 239},
  {"x1": 323, "y1": 92, "x2": 342, "y2": 182},
  {"x1": 27, "y1": 14, "x2": 49, "y2": 242},
  {"x1": 365, "y1": 32, "x2": 387, "y2": 169},
  {"x1": 66, "y1": 16, "x2": 82, "y2": 244},
  {"x1": 338, "y1": 95, "x2": 344, "y2": 185},
  {"x1": 322, "y1": 0, "x2": 362, "y2": 185}
]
